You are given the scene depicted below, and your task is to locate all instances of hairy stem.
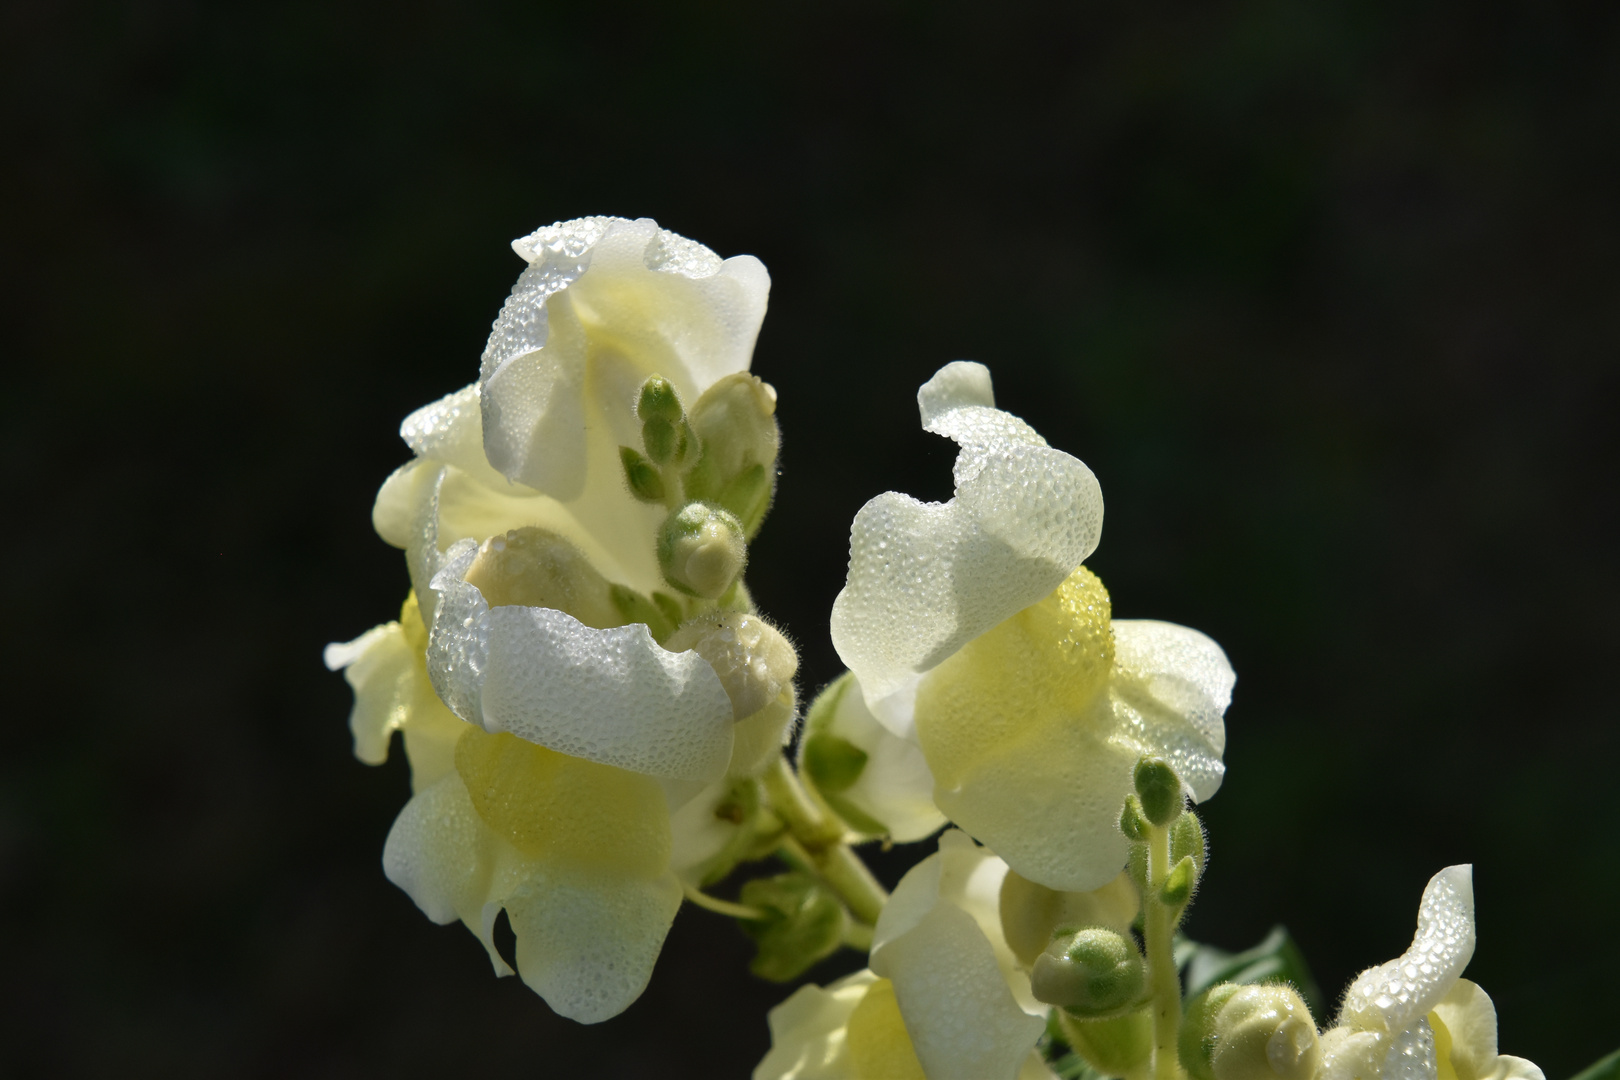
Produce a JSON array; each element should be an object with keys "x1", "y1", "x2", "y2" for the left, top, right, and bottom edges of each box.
[
  {"x1": 1145, "y1": 822, "x2": 1184, "y2": 1080},
  {"x1": 763, "y1": 756, "x2": 889, "y2": 927}
]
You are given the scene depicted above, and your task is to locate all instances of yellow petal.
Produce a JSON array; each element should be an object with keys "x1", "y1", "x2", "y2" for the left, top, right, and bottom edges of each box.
[{"x1": 846, "y1": 978, "x2": 928, "y2": 1080}]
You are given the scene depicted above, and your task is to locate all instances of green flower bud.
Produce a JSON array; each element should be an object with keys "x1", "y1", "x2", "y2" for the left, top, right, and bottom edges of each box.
[
  {"x1": 1134, "y1": 756, "x2": 1184, "y2": 827},
  {"x1": 619, "y1": 445, "x2": 666, "y2": 502},
  {"x1": 462, "y1": 527, "x2": 620, "y2": 628},
  {"x1": 1057, "y1": 1008, "x2": 1154, "y2": 1078},
  {"x1": 658, "y1": 502, "x2": 748, "y2": 599},
  {"x1": 1031, "y1": 926, "x2": 1146, "y2": 1018},
  {"x1": 1172, "y1": 810, "x2": 1207, "y2": 874},
  {"x1": 738, "y1": 870, "x2": 845, "y2": 982},
  {"x1": 637, "y1": 375, "x2": 684, "y2": 423},
  {"x1": 684, "y1": 373, "x2": 780, "y2": 536},
  {"x1": 1161, "y1": 854, "x2": 1197, "y2": 907},
  {"x1": 1210, "y1": 985, "x2": 1321, "y2": 1080},
  {"x1": 1181, "y1": 983, "x2": 1244, "y2": 1080},
  {"x1": 642, "y1": 416, "x2": 694, "y2": 467},
  {"x1": 1120, "y1": 793, "x2": 1149, "y2": 841},
  {"x1": 1127, "y1": 840, "x2": 1149, "y2": 893}
]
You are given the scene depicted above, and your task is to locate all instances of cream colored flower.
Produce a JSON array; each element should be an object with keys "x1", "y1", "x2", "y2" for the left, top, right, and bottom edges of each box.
[
  {"x1": 828, "y1": 362, "x2": 1232, "y2": 890},
  {"x1": 328, "y1": 217, "x2": 795, "y2": 1022},
  {"x1": 1317, "y1": 866, "x2": 1543, "y2": 1080},
  {"x1": 755, "y1": 831, "x2": 1055, "y2": 1080}
]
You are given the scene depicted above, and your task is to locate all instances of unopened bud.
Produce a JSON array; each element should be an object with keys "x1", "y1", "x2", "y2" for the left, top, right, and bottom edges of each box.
[
  {"x1": 1057, "y1": 1009, "x2": 1153, "y2": 1078},
  {"x1": 1134, "y1": 756, "x2": 1184, "y2": 827},
  {"x1": 658, "y1": 502, "x2": 748, "y2": 598},
  {"x1": 463, "y1": 527, "x2": 619, "y2": 628},
  {"x1": 1210, "y1": 985, "x2": 1321, "y2": 1080},
  {"x1": 665, "y1": 610, "x2": 797, "y2": 721},
  {"x1": 1172, "y1": 810, "x2": 1207, "y2": 873},
  {"x1": 1161, "y1": 855, "x2": 1197, "y2": 907},
  {"x1": 1031, "y1": 927, "x2": 1145, "y2": 1018},
  {"x1": 637, "y1": 375, "x2": 684, "y2": 423},
  {"x1": 1120, "y1": 794, "x2": 1149, "y2": 841},
  {"x1": 685, "y1": 373, "x2": 780, "y2": 535},
  {"x1": 1181, "y1": 984, "x2": 1244, "y2": 1080},
  {"x1": 642, "y1": 416, "x2": 693, "y2": 466},
  {"x1": 619, "y1": 445, "x2": 666, "y2": 502}
]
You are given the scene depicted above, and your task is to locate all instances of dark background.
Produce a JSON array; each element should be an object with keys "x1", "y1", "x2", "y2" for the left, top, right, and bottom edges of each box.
[{"x1": 3, "y1": 0, "x2": 1616, "y2": 1076}]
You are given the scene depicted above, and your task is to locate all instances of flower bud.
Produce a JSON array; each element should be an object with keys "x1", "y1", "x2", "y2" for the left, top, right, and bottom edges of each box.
[
  {"x1": 1134, "y1": 756, "x2": 1184, "y2": 827},
  {"x1": 1172, "y1": 810, "x2": 1207, "y2": 874},
  {"x1": 1120, "y1": 793, "x2": 1149, "y2": 841},
  {"x1": 1181, "y1": 983, "x2": 1244, "y2": 1080},
  {"x1": 1057, "y1": 1008, "x2": 1154, "y2": 1078},
  {"x1": 665, "y1": 610, "x2": 797, "y2": 721},
  {"x1": 462, "y1": 526, "x2": 620, "y2": 628},
  {"x1": 658, "y1": 502, "x2": 748, "y2": 598},
  {"x1": 684, "y1": 373, "x2": 780, "y2": 535},
  {"x1": 637, "y1": 375, "x2": 684, "y2": 423},
  {"x1": 619, "y1": 445, "x2": 666, "y2": 502},
  {"x1": 1209, "y1": 984, "x2": 1321, "y2": 1080},
  {"x1": 1031, "y1": 926, "x2": 1145, "y2": 1018},
  {"x1": 1161, "y1": 854, "x2": 1197, "y2": 907}
]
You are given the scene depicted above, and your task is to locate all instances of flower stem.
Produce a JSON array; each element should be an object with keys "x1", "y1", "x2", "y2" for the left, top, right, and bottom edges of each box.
[
  {"x1": 762, "y1": 756, "x2": 889, "y2": 927},
  {"x1": 1144, "y1": 822, "x2": 1185, "y2": 1080},
  {"x1": 682, "y1": 883, "x2": 767, "y2": 921}
]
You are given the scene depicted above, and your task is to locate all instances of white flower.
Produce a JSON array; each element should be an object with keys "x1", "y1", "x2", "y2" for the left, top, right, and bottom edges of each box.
[
  {"x1": 328, "y1": 217, "x2": 794, "y2": 1022},
  {"x1": 755, "y1": 831, "x2": 1055, "y2": 1080},
  {"x1": 828, "y1": 362, "x2": 1232, "y2": 890},
  {"x1": 1317, "y1": 865, "x2": 1543, "y2": 1080}
]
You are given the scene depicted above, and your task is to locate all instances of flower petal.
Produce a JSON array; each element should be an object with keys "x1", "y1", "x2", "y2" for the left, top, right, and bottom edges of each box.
[
  {"x1": 754, "y1": 971, "x2": 878, "y2": 1080},
  {"x1": 1381, "y1": 1021, "x2": 1439, "y2": 1080},
  {"x1": 872, "y1": 901, "x2": 1045, "y2": 1080},
  {"x1": 382, "y1": 772, "x2": 506, "y2": 966},
  {"x1": 1431, "y1": 980, "x2": 1498, "y2": 1080},
  {"x1": 399, "y1": 383, "x2": 512, "y2": 491},
  {"x1": 480, "y1": 216, "x2": 769, "y2": 498},
  {"x1": 1111, "y1": 619, "x2": 1233, "y2": 757},
  {"x1": 804, "y1": 673, "x2": 945, "y2": 842},
  {"x1": 324, "y1": 622, "x2": 414, "y2": 765},
  {"x1": 426, "y1": 544, "x2": 735, "y2": 781},
  {"x1": 831, "y1": 361, "x2": 1103, "y2": 713},
  {"x1": 504, "y1": 862, "x2": 682, "y2": 1024},
  {"x1": 1342, "y1": 866, "x2": 1476, "y2": 1036}
]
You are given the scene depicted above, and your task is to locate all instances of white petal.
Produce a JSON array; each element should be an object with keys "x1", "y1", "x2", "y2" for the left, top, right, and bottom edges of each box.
[
  {"x1": 1382, "y1": 1021, "x2": 1439, "y2": 1080},
  {"x1": 324, "y1": 622, "x2": 414, "y2": 765},
  {"x1": 426, "y1": 546, "x2": 735, "y2": 781},
  {"x1": 382, "y1": 772, "x2": 496, "y2": 933},
  {"x1": 504, "y1": 862, "x2": 682, "y2": 1024},
  {"x1": 754, "y1": 971, "x2": 877, "y2": 1080},
  {"x1": 873, "y1": 902, "x2": 1045, "y2": 1080},
  {"x1": 1432, "y1": 979, "x2": 1499, "y2": 1078},
  {"x1": 831, "y1": 362, "x2": 1103, "y2": 706},
  {"x1": 1342, "y1": 866, "x2": 1476, "y2": 1035},
  {"x1": 399, "y1": 383, "x2": 512, "y2": 490},
  {"x1": 480, "y1": 216, "x2": 769, "y2": 497},
  {"x1": 1105, "y1": 682, "x2": 1227, "y2": 804},
  {"x1": 1484, "y1": 1058, "x2": 1546, "y2": 1080},
  {"x1": 1111, "y1": 619, "x2": 1234, "y2": 756}
]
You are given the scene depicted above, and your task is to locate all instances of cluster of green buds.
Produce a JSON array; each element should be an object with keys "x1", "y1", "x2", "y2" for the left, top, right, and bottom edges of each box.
[{"x1": 620, "y1": 373, "x2": 780, "y2": 601}]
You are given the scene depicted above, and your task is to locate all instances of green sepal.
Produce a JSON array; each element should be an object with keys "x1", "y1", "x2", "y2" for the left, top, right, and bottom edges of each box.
[
  {"x1": 619, "y1": 445, "x2": 666, "y2": 502},
  {"x1": 1183, "y1": 925, "x2": 1325, "y2": 1018},
  {"x1": 608, "y1": 584, "x2": 677, "y2": 642},
  {"x1": 652, "y1": 591, "x2": 686, "y2": 629},
  {"x1": 817, "y1": 790, "x2": 889, "y2": 837},
  {"x1": 802, "y1": 732, "x2": 868, "y2": 793},
  {"x1": 687, "y1": 779, "x2": 765, "y2": 887},
  {"x1": 1133, "y1": 756, "x2": 1183, "y2": 826},
  {"x1": 737, "y1": 870, "x2": 846, "y2": 982},
  {"x1": 720, "y1": 462, "x2": 774, "y2": 538},
  {"x1": 642, "y1": 416, "x2": 691, "y2": 466},
  {"x1": 1056, "y1": 1007, "x2": 1153, "y2": 1078}
]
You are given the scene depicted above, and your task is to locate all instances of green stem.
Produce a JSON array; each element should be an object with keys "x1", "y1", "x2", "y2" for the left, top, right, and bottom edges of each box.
[
  {"x1": 1145, "y1": 823, "x2": 1184, "y2": 1080},
  {"x1": 682, "y1": 883, "x2": 767, "y2": 921},
  {"x1": 763, "y1": 757, "x2": 889, "y2": 927}
]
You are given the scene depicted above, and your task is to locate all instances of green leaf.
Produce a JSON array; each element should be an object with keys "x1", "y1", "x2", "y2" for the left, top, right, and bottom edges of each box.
[
  {"x1": 737, "y1": 871, "x2": 846, "y2": 982},
  {"x1": 1570, "y1": 1048, "x2": 1620, "y2": 1080},
  {"x1": 1183, "y1": 925, "x2": 1324, "y2": 1019}
]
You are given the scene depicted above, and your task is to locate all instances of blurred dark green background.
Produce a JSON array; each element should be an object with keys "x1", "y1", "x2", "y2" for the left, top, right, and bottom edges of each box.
[{"x1": 3, "y1": 0, "x2": 1616, "y2": 1076}]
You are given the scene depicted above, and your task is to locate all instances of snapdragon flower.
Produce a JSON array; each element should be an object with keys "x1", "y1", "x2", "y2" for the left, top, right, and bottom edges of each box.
[
  {"x1": 1316, "y1": 866, "x2": 1543, "y2": 1080},
  {"x1": 328, "y1": 217, "x2": 796, "y2": 1022},
  {"x1": 755, "y1": 831, "x2": 1055, "y2": 1080},
  {"x1": 824, "y1": 362, "x2": 1233, "y2": 891}
]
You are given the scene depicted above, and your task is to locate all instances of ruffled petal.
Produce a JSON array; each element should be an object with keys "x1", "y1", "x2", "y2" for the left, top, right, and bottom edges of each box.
[
  {"x1": 1111, "y1": 619, "x2": 1233, "y2": 757},
  {"x1": 1382, "y1": 1021, "x2": 1439, "y2": 1080},
  {"x1": 830, "y1": 361, "x2": 1103, "y2": 715},
  {"x1": 754, "y1": 971, "x2": 877, "y2": 1080},
  {"x1": 426, "y1": 544, "x2": 735, "y2": 782},
  {"x1": 1342, "y1": 866, "x2": 1476, "y2": 1036},
  {"x1": 1431, "y1": 979, "x2": 1499, "y2": 1080},
  {"x1": 480, "y1": 216, "x2": 769, "y2": 499},
  {"x1": 324, "y1": 622, "x2": 414, "y2": 765},
  {"x1": 399, "y1": 382, "x2": 513, "y2": 491},
  {"x1": 382, "y1": 772, "x2": 500, "y2": 941}
]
